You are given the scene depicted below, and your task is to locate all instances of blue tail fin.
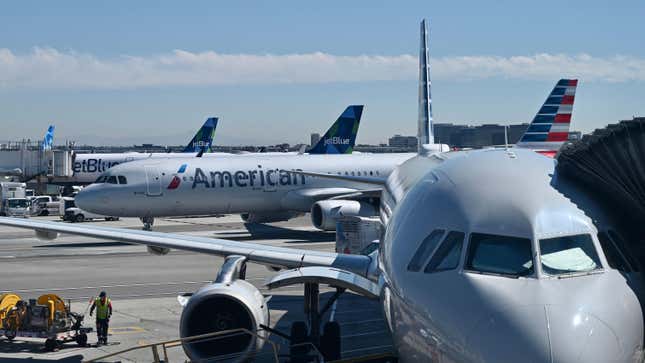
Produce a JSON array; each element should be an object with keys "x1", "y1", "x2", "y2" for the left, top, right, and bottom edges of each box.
[
  {"x1": 42, "y1": 125, "x2": 55, "y2": 151},
  {"x1": 183, "y1": 117, "x2": 218, "y2": 153},
  {"x1": 309, "y1": 105, "x2": 364, "y2": 154},
  {"x1": 516, "y1": 79, "x2": 578, "y2": 154}
]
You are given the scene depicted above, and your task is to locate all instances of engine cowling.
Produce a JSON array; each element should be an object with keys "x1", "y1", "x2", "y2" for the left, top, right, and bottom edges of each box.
[
  {"x1": 311, "y1": 200, "x2": 377, "y2": 230},
  {"x1": 179, "y1": 280, "x2": 268, "y2": 361},
  {"x1": 240, "y1": 211, "x2": 300, "y2": 224},
  {"x1": 35, "y1": 229, "x2": 58, "y2": 241},
  {"x1": 147, "y1": 245, "x2": 170, "y2": 255}
]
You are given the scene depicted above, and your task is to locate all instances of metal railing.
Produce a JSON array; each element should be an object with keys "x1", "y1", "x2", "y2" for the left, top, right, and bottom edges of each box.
[{"x1": 83, "y1": 328, "x2": 281, "y2": 363}]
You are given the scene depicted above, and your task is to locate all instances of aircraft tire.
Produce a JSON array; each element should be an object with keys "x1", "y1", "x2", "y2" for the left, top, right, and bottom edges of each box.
[
  {"x1": 320, "y1": 321, "x2": 341, "y2": 361},
  {"x1": 289, "y1": 321, "x2": 309, "y2": 362}
]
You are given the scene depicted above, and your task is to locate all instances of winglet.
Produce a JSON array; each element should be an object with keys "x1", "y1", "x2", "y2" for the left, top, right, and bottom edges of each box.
[
  {"x1": 42, "y1": 125, "x2": 55, "y2": 151},
  {"x1": 418, "y1": 19, "x2": 433, "y2": 151},
  {"x1": 308, "y1": 105, "x2": 364, "y2": 155},
  {"x1": 183, "y1": 117, "x2": 218, "y2": 153},
  {"x1": 516, "y1": 79, "x2": 578, "y2": 154}
]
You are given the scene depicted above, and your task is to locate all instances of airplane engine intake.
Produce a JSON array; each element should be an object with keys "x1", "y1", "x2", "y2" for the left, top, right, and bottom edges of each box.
[
  {"x1": 311, "y1": 200, "x2": 377, "y2": 230},
  {"x1": 179, "y1": 280, "x2": 268, "y2": 362}
]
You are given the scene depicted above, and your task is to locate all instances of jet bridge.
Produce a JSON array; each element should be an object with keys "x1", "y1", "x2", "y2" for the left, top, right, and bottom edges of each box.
[
  {"x1": 0, "y1": 141, "x2": 73, "y2": 182},
  {"x1": 557, "y1": 117, "x2": 645, "y2": 263}
]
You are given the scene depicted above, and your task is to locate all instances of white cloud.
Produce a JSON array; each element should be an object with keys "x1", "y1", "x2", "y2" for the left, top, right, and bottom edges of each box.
[{"x1": 0, "y1": 47, "x2": 644, "y2": 89}]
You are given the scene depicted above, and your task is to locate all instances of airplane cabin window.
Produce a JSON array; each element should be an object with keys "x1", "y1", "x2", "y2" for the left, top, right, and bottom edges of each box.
[
  {"x1": 425, "y1": 231, "x2": 465, "y2": 273},
  {"x1": 107, "y1": 176, "x2": 118, "y2": 184},
  {"x1": 598, "y1": 232, "x2": 631, "y2": 272},
  {"x1": 407, "y1": 229, "x2": 445, "y2": 272},
  {"x1": 118, "y1": 176, "x2": 127, "y2": 185},
  {"x1": 466, "y1": 233, "x2": 533, "y2": 277},
  {"x1": 607, "y1": 230, "x2": 640, "y2": 272},
  {"x1": 539, "y1": 234, "x2": 601, "y2": 275}
]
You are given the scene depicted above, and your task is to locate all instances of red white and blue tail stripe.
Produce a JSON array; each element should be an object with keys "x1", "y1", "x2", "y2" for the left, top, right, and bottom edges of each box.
[{"x1": 516, "y1": 79, "x2": 578, "y2": 156}]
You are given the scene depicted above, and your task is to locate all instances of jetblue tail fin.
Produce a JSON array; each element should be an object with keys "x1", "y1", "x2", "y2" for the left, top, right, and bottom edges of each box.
[
  {"x1": 42, "y1": 125, "x2": 55, "y2": 151},
  {"x1": 308, "y1": 105, "x2": 364, "y2": 154},
  {"x1": 183, "y1": 117, "x2": 218, "y2": 153},
  {"x1": 516, "y1": 79, "x2": 578, "y2": 154}
]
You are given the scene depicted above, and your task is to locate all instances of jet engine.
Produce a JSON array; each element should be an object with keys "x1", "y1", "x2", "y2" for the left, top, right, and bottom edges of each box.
[
  {"x1": 240, "y1": 211, "x2": 300, "y2": 224},
  {"x1": 311, "y1": 200, "x2": 377, "y2": 230},
  {"x1": 147, "y1": 245, "x2": 170, "y2": 255},
  {"x1": 35, "y1": 229, "x2": 58, "y2": 241},
  {"x1": 179, "y1": 279, "x2": 268, "y2": 361}
]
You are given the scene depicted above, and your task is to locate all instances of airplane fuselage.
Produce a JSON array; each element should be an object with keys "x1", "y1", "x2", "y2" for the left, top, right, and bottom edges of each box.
[
  {"x1": 378, "y1": 148, "x2": 644, "y2": 362},
  {"x1": 76, "y1": 153, "x2": 414, "y2": 217}
]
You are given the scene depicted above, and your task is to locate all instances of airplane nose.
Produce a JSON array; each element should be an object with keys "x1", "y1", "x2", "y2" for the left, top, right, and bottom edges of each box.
[
  {"x1": 547, "y1": 306, "x2": 623, "y2": 362},
  {"x1": 466, "y1": 304, "x2": 625, "y2": 362},
  {"x1": 75, "y1": 188, "x2": 103, "y2": 213}
]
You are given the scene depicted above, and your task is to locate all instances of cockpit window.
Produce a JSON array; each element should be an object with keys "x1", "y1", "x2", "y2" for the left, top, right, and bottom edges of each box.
[
  {"x1": 407, "y1": 229, "x2": 445, "y2": 272},
  {"x1": 118, "y1": 176, "x2": 127, "y2": 185},
  {"x1": 425, "y1": 231, "x2": 464, "y2": 273},
  {"x1": 539, "y1": 234, "x2": 601, "y2": 275},
  {"x1": 466, "y1": 233, "x2": 533, "y2": 277},
  {"x1": 107, "y1": 176, "x2": 118, "y2": 184},
  {"x1": 95, "y1": 176, "x2": 107, "y2": 183}
]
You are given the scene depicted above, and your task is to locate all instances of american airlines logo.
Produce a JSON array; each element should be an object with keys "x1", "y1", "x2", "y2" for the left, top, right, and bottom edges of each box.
[
  {"x1": 166, "y1": 165, "x2": 307, "y2": 190},
  {"x1": 324, "y1": 137, "x2": 350, "y2": 145}
]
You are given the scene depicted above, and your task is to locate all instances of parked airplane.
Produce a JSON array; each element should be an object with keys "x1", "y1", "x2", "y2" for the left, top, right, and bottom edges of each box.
[
  {"x1": 69, "y1": 117, "x2": 219, "y2": 184},
  {"x1": 72, "y1": 105, "x2": 409, "y2": 230},
  {"x1": 41, "y1": 125, "x2": 55, "y2": 151},
  {"x1": 2, "y1": 20, "x2": 642, "y2": 363},
  {"x1": 515, "y1": 79, "x2": 578, "y2": 157}
]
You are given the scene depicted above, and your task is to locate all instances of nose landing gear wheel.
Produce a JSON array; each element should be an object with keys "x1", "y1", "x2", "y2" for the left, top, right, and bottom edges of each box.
[
  {"x1": 289, "y1": 321, "x2": 309, "y2": 363},
  {"x1": 320, "y1": 321, "x2": 341, "y2": 361},
  {"x1": 140, "y1": 217, "x2": 154, "y2": 231}
]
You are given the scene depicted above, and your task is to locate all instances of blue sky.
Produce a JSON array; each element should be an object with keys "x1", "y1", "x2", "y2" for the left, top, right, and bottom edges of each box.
[{"x1": 1, "y1": 1, "x2": 643, "y2": 145}]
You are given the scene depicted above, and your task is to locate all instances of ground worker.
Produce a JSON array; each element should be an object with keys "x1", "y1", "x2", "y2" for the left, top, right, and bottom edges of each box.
[{"x1": 89, "y1": 291, "x2": 112, "y2": 344}]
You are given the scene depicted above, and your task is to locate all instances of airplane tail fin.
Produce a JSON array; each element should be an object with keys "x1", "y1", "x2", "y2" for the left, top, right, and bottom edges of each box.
[
  {"x1": 183, "y1": 117, "x2": 218, "y2": 153},
  {"x1": 308, "y1": 105, "x2": 364, "y2": 154},
  {"x1": 418, "y1": 19, "x2": 433, "y2": 150},
  {"x1": 42, "y1": 125, "x2": 55, "y2": 151},
  {"x1": 516, "y1": 79, "x2": 578, "y2": 154}
]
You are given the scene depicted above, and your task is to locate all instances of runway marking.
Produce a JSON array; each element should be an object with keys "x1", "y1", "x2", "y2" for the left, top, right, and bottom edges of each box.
[
  {"x1": 0, "y1": 280, "x2": 212, "y2": 294},
  {"x1": 109, "y1": 326, "x2": 146, "y2": 334}
]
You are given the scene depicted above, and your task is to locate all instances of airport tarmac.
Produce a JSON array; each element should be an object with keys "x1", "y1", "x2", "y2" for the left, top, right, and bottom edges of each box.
[{"x1": 0, "y1": 215, "x2": 393, "y2": 362}]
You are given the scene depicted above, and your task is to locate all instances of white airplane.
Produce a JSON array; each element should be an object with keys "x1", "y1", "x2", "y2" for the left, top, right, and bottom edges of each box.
[
  {"x1": 72, "y1": 107, "x2": 418, "y2": 230},
  {"x1": 68, "y1": 117, "x2": 219, "y2": 184},
  {"x1": 67, "y1": 105, "x2": 365, "y2": 189},
  {"x1": 68, "y1": 78, "x2": 577, "y2": 232},
  {"x1": 1, "y1": 20, "x2": 643, "y2": 363}
]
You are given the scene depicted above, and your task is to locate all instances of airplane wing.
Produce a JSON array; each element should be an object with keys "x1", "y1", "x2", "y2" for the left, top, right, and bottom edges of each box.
[{"x1": 0, "y1": 217, "x2": 372, "y2": 277}]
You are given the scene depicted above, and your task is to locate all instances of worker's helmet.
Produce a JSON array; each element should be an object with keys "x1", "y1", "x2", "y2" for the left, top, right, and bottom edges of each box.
[{"x1": 99, "y1": 291, "x2": 106, "y2": 298}]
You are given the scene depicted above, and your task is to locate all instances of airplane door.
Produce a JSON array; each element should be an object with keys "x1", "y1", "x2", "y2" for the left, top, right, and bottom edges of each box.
[{"x1": 145, "y1": 166, "x2": 163, "y2": 196}]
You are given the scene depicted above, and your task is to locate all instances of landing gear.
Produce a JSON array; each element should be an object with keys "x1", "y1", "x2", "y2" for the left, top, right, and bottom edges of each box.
[
  {"x1": 288, "y1": 283, "x2": 345, "y2": 362},
  {"x1": 140, "y1": 216, "x2": 154, "y2": 231}
]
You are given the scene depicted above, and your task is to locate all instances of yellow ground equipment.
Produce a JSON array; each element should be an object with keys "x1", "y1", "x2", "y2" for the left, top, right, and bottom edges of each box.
[{"x1": 0, "y1": 293, "x2": 90, "y2": 350}]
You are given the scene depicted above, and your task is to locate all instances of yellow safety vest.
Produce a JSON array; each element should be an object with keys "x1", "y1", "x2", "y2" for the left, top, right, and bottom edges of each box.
[{"x1": 95, "y1": 298, "x2": 110, "y2": 319}]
